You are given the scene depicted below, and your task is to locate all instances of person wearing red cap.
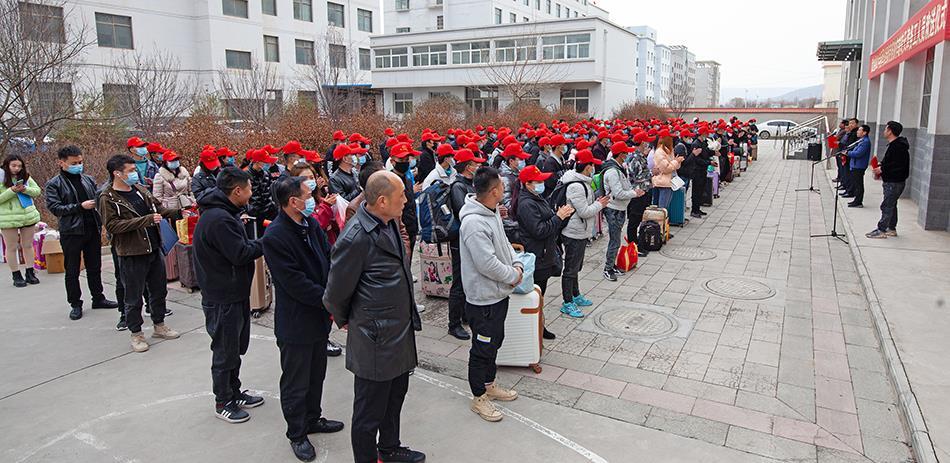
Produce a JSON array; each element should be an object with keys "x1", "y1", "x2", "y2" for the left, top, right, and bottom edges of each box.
[
  {"x1": 417, "y1": 132, "x2": 443, "y2": 183},
  {"x1": 651, "y1": 135, "x2": 684, "y2": 214},
  {"x1": 539, "y1": 135, "x2": 569, "y2": 195},
  {"x1": 380, "y1": 128, "x2": 396, "y2": 163},
  {"x1": 498, "y1": 144, "x2": 529, "y2": 221},
  {"x1": 247, "y1": 148, "x2": 280, "y2": 236},
  {"x1": 193, "y1": 148, "x2": 223, "y2": 201},
  {"x1": 532, "y1": 136, "x2": 553, "y2": 167},
  {"x1": 126, "y1": 137, "x2": 159, "y2": 191},
  {"x1": 600, "y1": 142, "x2": 639, "y2": 281},
  {"x1": 280, "y1": 140, "x2": 304, "y2": 174},
  {"x1": 324, "y1": 130, "x2": 348, "y2": 171},
  {"x1": 389, "y1": 143, "x2": 421, "y2": 268},
  {"x1": 145, "y1": 142, "x2": 166, "y2": 165},
  {"x1": 625, "y1": 135, "x2": 654, "y2": 250},
  {"x1": 329, "y1": 144, "x2": 364, "y2": 201},
  {"x1": 559, "y1": 150, "x2": 610, "y2": 318},
  {"x1": 591, "y1": 133, "x2": 610, "y2": 166},
  {"x1": 686, "y1": 131, "x2": 713, "y2": 218},
  {"x1": 421, "y1": 143, "x2": 457, "y2": 189},
  {"x1": 152, "y1": 150, "x2": 196, "y2": 213},
  {"x1": 446, "y1": 148, "x2": 486, "y2": 340}
]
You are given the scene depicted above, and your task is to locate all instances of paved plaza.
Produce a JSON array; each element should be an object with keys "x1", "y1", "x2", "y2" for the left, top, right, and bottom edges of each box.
[{"x1": 0, "y1": 141, "x2": 942, "y2": 462}]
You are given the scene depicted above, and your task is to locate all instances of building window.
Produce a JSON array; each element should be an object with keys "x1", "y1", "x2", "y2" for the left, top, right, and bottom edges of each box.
[
  {"x1": 19, "y1": 2, "x2": 65, "y2": 43},
  {"x1": 465, "y1": 86, "x2": 498, "y2": 112},
  {"x1": 297, "y1": 90, "x2": 319, "y2": 108},
  {"x1": 573, "y1": 10, "x2": 578, "y2": 17},
  {"x1": 523, "y1": 0, "x2": 529, "y2": 5},
  {"x1": 225, "y1": 49, "x2": 252, "y2": 69},
  {"x1": 541, "y1": 33, "x2": 589, "y2": 59},
  {"x1": 262, "y1": 0, "x2": 277, "y2": 15},
  {"x1": 535, "y1": 0, "x2": 540, "y2": 9},
  {"x1": 263, "y1": 35, "x2": 279, "y2": 62},
  {"x1": 396, "y1": 27, "x2": 410, "y2": 33},
  {"x1": 102, "y1": 83, "x2": 139, "y2": 116},
  {"x1": 452, "y1": 41, "x2": 490, "y2": 64},
  {"x1": 921, "y1": 47, "x2": 935, "y2": 128},
  {"x1": 560, "y1": 88, "x2": 588, "y2": 113},
  {"x1": 555, "y1": 3, "x2": 560, "y2": 17},
  {"x1": 523, "y1": 16, "x2": 529, "y2": 22},
  {"x1": 357, "y1": 8, "x2": 372, "y2": 32},
  {"x1": 494, "y1": 8, "x2": 502, "y2": 24},
  {"x1": 293, "y1": 0, "x2": 312, "y2": 21},
  {"x1": 565, "y1": 7, "x2": 570, "y2": 17},
  {"x1": 222, "y1": 0, "x2": 248, "y2": 18},
  {"x1": 495, "y1": 38, "x2": 537, "y2": 62},
  {"x1": 375, "y1": 47, "x2": 408, "y2": 68},
  {"x1": 396, "y1": 0, "x2": 410, "y2": 10},
  {"x1": 329, "y1": 44, "x2": 346, "y2": 68},
  {"x1": 95, "y1": 13, "x2": 133, "y2": 49},
  {"x1": 412, "y1": 44, "x2": 447, "y2": 66},
  {"x1": 358, "y1": 48, "x2": 371, "y2": 70},
  {"x1": 436, "y1": 15, "x2": 444, "y2": 29},
  {"x1": 429, "y1": 91, "x2": 452, "y2": 99},
  {"x1": 545, "y1": 0, "x2": 551, "y2": 14},
  {"x1": 295, "y1": 39, "x2": 315, "y2": 65},
  {"x1": 327, "y1": 2, "x2": 344, "y2": 27},
  {"x1": 393, "y1": 92, "x2": 413, "y2": 114},
  {"x1": 509, "y1": 12, "x2": 516, "y2": 23},
  {"x1": 520, "y1": 89, "x2": 541, "y2": 105},
  {"x1": 31, "y1": 82, "x2": 73, "y2": 119}
]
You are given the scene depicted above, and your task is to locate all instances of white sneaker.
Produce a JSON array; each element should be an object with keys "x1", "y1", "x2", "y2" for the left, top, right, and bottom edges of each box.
[{"x1": 416, "y1": 304, "x2": 425, "y2": 313}]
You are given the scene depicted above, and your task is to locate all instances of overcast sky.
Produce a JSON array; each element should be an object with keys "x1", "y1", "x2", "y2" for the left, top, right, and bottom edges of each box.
[{"x1": 597, "y1": 0, "x2": 847, "y2": 93}]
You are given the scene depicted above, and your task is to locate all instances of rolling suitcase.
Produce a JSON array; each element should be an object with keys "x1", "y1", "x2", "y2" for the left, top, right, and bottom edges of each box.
[
  {"x1": 703, "y1": 178, "x2": 714, "y2": 207},
  {"x1": 419, "y1": 242, "x2": 452, "y2": 298},
  {"x1": 708, "y1": 171, "x2": 720, "y2": 198},
  {"x1": 642, "y1": 206, "x2": 670, "y2": 242},
  {"x1": 496, "y1": 285, "x2": 544, "y2": 373},
  {"x1": 668, "y1": 188, "x2": 686, "y2": 226},
  {"x1": 250, "y1": 257, "x2": 272, "y2": 318},
  {"x1": 175, "y1": 243, "x2": 199, "y2": 292},
  {"x1": 164, "y1": 244, "x2": 179, "y2": 282}
]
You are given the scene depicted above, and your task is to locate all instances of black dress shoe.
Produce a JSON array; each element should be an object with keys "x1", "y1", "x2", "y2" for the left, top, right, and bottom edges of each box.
[
  {"x1": 379, "y1": 446, "x2": 426, "y2": 462},
  {"x1": 308, "y1": 417, "x2": 344, "y2": 434},
  {"x1": 542, "y1": 328, "x2": 556, "y2": 340},
  {"x1": 91, "y1": 298, "x2": 119, "y2": 309},
  {"x1": 69, "y1": 305, "x2": 83, "y2": 320},
  {"x1": 839, "y1": 193, "x2": 854, "y2": 198},
  {"x1": 448, "y1": 326, "x2": 470, "y2": 340},
  {"x1": 847, "y1": 202, "x2": 863, "y2": 208},
  {"x1": 291, "y1": 438, "x2": 316, "y2": 462},
  {"x1": 326, "y1": 340, "x2": 342, "y2": 357},
  {"x1": 637, "y1": 251, "x2": 648, "y2": 258}
]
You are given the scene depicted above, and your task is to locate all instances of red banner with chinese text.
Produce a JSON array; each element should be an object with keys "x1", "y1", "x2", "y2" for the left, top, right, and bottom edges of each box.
[{"x1": 868, "y1": 0, "x2": 949, "y2": 79}]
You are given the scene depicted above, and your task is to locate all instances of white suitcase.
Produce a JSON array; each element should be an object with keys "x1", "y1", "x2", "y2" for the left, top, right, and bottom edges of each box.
[{"x1": 496, "y1": 285, "x2": 544, "y2": 373}]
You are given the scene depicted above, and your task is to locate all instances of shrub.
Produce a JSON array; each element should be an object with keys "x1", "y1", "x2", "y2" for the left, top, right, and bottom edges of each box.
[{"x1": 611, "y1": 102, "x2": 670, "y2": 122}]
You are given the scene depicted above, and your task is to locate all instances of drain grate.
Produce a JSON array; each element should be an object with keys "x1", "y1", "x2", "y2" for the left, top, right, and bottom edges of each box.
[
  {"x1": 703, "y1": 277, "x2": 776, "y2": 300},
  {"x1": 594, "y1": 308, "x2": 679, "y2": 339},
  {"x1": 659, "y1": 246, "x2": 717, "y2": 261}
]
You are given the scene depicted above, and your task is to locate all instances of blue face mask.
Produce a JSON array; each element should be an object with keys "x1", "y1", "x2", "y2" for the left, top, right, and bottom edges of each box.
[
  {"x1": 304, "y1": 179, "x2": 317, "y2": 192},
  {"x1": 225, "y1": 156, "x2": 235, "y2": 166},
  {"x1": 534, "y1": 183, "x2": 545, "y2": 194},
  {"x1": 123, "y1": 171, "x2": 140, "y2": 186},
  {"x1": 409, "y1": 158, "x2": 417, "y2": 169},
  {"x1": 262, "y1": 163, "x2": 272, "y2": 170},
  {"x1": 65, "y1": 164, "x2": 83, "y2": 175},
  {"x1": 517, "y1": 159, "x2": 526, "y2": 170},
  {"x1": 359, "y1": 155, "x2": 367, "y2": 165},
  {"x1": 167, "y1": 161, "x2": 180, "y2": 170},
  {"x1": 299, "y1": 197, "x2": 316, "y2": 216},
  {"x1": 134, "y1": 147, "x2": 148, "y2": 157}
]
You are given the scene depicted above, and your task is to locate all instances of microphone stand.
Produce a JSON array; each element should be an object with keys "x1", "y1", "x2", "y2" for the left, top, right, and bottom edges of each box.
[{"x1": 809, "y1": 151, "x2": 849, "y2": 244}]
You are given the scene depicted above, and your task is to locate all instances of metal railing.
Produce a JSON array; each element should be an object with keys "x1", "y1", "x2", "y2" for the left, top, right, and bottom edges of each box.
[{"x1": 782, "y1": 115, "x2": 830, "y2": 159}]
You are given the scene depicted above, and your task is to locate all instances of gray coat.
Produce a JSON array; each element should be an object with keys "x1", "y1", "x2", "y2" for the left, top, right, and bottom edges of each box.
[
  {"x1": 458, "y1": 195, "x2": 521, "y2": 306},
  {"x1": 560, "y1": 170, "x2": 603, "y2": 240},
  {"x1": 323, "y1": 205, "x2": 421, "y2": 381},
  {"x1": 602, "y1": 159, "x2": 636, "y2": 211}
]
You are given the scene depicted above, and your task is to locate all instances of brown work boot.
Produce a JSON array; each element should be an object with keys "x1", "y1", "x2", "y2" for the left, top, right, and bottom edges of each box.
[
  {"x1": 131, "y1": 332, "x2": 149, "y2": 352},
  {"x1": 152, "y1": 323, "x2": 180, "y2": 340},
  {"x1": 470, "y1": 394, "x2": 503, "y2": 422},
  {"x1": 485, "y1": 382, "x2": 518, "y2": 401}
]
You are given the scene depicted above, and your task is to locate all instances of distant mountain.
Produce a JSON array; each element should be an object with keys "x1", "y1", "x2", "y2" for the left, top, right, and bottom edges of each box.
[
  {"x1": 774, "y1": 85, "x2": 823, "y2": 101},
  {"x1": 719, "y1": 85, "x2": 823, "y2": 105}
]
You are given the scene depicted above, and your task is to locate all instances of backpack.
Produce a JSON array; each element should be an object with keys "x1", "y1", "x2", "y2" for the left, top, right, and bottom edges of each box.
[
  {"x1": 547, "y1": 180, "x2": 588, "y2": 211},
  {"x1": 417, "y1": 180, "x2": 457, "y2": 243},
  {"x1": 593, "y1": 164, "x2": 621, "y2": 198},
  {"x1": 638, "y1": 221, "x2": 664, "y2": 252}
]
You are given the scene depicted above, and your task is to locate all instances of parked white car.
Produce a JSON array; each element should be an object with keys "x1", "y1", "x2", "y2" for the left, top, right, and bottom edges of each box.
[{"x1": 757, "y1": 119, "x2": 817, "y2": 139}]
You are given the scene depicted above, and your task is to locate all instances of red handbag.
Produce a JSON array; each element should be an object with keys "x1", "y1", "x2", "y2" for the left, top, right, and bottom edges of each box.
[{"x1": 615, "y1": 238, "x2": 639, "y2": 272}]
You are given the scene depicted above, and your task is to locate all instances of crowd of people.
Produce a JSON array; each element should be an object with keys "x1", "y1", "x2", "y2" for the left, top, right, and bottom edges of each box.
[{"x1": 1, "y1": 116, "x2": 772, "y2": 463}]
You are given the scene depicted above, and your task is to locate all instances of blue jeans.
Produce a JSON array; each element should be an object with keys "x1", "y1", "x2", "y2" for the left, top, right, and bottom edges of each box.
[
  {"x1": 878, "y1": 182, "x2": 904, "y2": 231},
  {"x1": 655, "y1": 187, "x2": 673, "y2": 211},
  {"x1": 603, "y1": 208, "x2": 626, "y2": 270}
]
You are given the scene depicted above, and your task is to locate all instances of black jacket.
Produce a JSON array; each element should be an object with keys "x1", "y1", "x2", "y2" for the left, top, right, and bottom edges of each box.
[
  {"x1": 880, "y1": 136, "x2": 910, "y2": 183},
  {"x1": 592, "y1": 142, "x2": 609, "y2": 162},
  {"x1": 262, "y1": 211, "x2": 332, "y2": 344},
  {"x1": 329, "y1": 167, "x2": 360, "y2": 201},
  {"x1": 417, "y1": 145, "x2": 436, "y2": 185},
  {"x1": 515, "y1": 189, "x2": 564, "y2": 276},
  {"x1": 687, "y1": 139, "x2": 712, "y2": 180},
  {"x1": 449, "y1": 175, "x2": 474, "y2": 241},
  {"x1": 44, "y1": 171, "x2": 101, "y2": 235},
  {"x1": 540, "y1": 154, "x2": 567, "y2": 196},
  {"x1": 395, "y1": 169, "x2": 418, "y2": 236},
  {"x1": 323, "y1": 205, "x2": 420, "y2": 381},
  {"x1": 192, "y1": 189, "x2": 263, "y2": 305},
  {"x1": 247, "y1": 166, "x2": 277, "y2": 221},
  {"x1": 192, "y1": 166, "x2": 219, "y2": 203}
]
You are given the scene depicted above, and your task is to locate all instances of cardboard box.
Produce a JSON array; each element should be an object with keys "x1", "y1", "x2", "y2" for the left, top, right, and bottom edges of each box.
[{"x1": 42, "y1": 238, "x2": 82, "y2": 274}]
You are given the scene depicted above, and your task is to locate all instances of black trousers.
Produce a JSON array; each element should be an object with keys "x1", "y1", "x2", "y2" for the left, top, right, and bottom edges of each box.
[
  {"x1": 466, "y1": 298, "x2": 509, "y2": 396},
  {"x1": 626, "y1": 192, "x2": 651, "y2": 242},
  {"x1": 61, "y1": 229, "x2": 104, "y2": 308},
  {"x1": 690, "y1": 175, "x2": 706, "y2": 214},
  {"x1": 279, "y1": 341, "x2": 328, "y2": 442},
  {"x1": 448, "y1": 240, "x2": 465, "y2": 329},
  {"x1": 110, "y1": 245, "x2": 125, "y2": 316},
  {"x1": 836, "y1": 155, "x2": 849, "y2": 185},
  {"x1": 561, "y1": 236, "x2": 587, "y2": 303},
  {"x1": 851, "y1": 168, "x2": 866, "y2": 204},
  {"x1": 407, "y1": 233, "x2": 417, "y2": 266},
  {"x1": 878, "y1": 181, "x2": 905, "y2": 232},
  {"x1": 119, "y1": 251, "x2": 167, "y2": 333},
  {"x1": 352, "y1": 371, "x2": 410, "y2": 463},
  {"x1": 204, "y1": 300, "x2": 251, "y2": 404}
]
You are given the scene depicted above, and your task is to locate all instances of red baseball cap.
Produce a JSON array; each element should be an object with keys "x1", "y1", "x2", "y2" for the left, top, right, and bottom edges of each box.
[
  {"x1": 633, "y1": 132, "x2": 656, "y2": 144},
  {"x1": 421, "y1": 132, "x2": 444, "y2": 142},
  {"x1": 538, "y1": 136, "x2": 552, "y2": 147},
  {"x1": 126, "y1": 137, "x2": 147, "y2": 148},
  {"x1": 199, "y1": 149, "x2": 220, "y2": 170},
  {"x1": 347, "y1": 143, "x2": 368, "y2": 154},
  {"x1": 390, "y1": 142, "x2": 421, "y2": 159},
  {"x1": 162, "y1": 150, "x2": 179, "y2": 162},
  {"x1": 550, "y1": 134, "x2": 567, "y2": 146},
  {"x1": 215, "y1": 146, "x2": 236, "y2": 157},
  {"x1": 332, "y1": 144, "x2": 368, "y2": 161},
  {"x1": 349, "y1": 133, "x2": 370, "y2": 144},
  {"x1": 146, "y1": 142, "x2": 166, "y2": 154},
  {"x1": 332, "y1": 130, "x2": 347, "y2": 141},
  {"x1": 262, "y1": 145, "x2": 280, "y2": 155},
  {"x1": 453, "y1": 149, "x2": 486, "y2": 164},
  {"x1": 465, "y1": 142, "x2": 480, "y2": 153},
  {"x1": 300, "y1": 149, "x2": 322, "y2": 163},
  {"x1": 679, "y1": 130, "x2": 695, "y2": 139},
  {"x1": 610, "y1": 142, "x2": 635, "y2": 155},
  {"x1": 502, "y1": 143, "x2": 530, "y2": 160},
  {"x1": 575, "y1": 139, "x2": 591, "y2": 150},
  {"x1": 251, "y1": 149, "x2": 278, "y2": 164},
  {"x1": 574, "y1": 149, "x2": 602, "y2": 165},
  {"x1": 282, "y1": 140, "x2": 303, "y2": 154},
  {"x1": 518, "y1": 165, "x2": 552, "y2": 183},
  {"x1": 384, "y1": 127, "x2": 396, "y2": 137},
  {"x1": 436, "y1": 143, "x2": 456, "y2": 157}
]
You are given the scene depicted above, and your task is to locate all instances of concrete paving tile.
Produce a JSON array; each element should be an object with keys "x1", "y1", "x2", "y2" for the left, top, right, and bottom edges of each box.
[
  {"x1": 725, "y1": 427, "x2": 817, "y2": 462},
  {"x1": 841, "y1": 323, "x2": 878, "y2": 348},
  {"x1": 811, "y1": 296, "x2": 839, "y2": 314},
  {"x1": 814, "y1": 328, "x2": 848, "y2": 354},
  {"x1": 719, "y1": 324, "x2": 754, "y2": 349},
  {"x1": 815, "y1": 376, "x2": 857, "y2": 413},
  {"x1": 573, "y1": 391, "x2": 651, "y2": 426},
  {"x1": 694, "y1": 314, "x2": 727, "y2": 333},
  {"x1": 780, "y1": 334, "x2": 814, "y2": 361},
  {"x1": 816, "y1": 447, "x2": 874, "y2": 463},
  {"x1": 540, "y1": 350, "x2": 606, "y2": 374},
  {"x1": 682, "y1": 330, "x2": 721, "y2": 354},
  {"x1": 771, "y1": 416, "x2": 821, "y2": 444},
  {"x1": 662, "y1": 376, "x2": 737, "y2": 404},
  {"x1": 670, "y1": 351, "x2": 712, "y2": 381},
  {"x1": 845, "y1": 344, "x2": 886, "y2": 373},
  {"x1": 645, "y1": 408, "x2": 730, "y2": 446},
  {"x1": 813, "y1": 312, "x2": 843, "y2": 333},
  {"x1": 849, "y1": 369, "x2": 896, "y2": 403},
  {"x1": 514, "y1": 376, "x2": 584, "y2": 407},
  {"x1": 838, "y1": 307, "x2": 873, "y2": 328},
  {"x1": 621, "y1": 383, "x2": 696, "y2": 414},
  {"x1": 746, "y1": 340, "x2": 781, "y2": 367},
  {"x1": 556, "y1": 369, "x2": 626, "y2": 398},
  {"x1": 816, "y1": 407, "x2": 863, "y2": 452},
  {"x1": 862, "y1": 437, "x2": 914, "y2": 463},
  {"x1": 415, "y1": 335, "x2": 461, "y2": 356},
  {"x1": 814, "y1": 351, "x2": 852, "y2": 381},
  {"x1": 638, "y1": 337, "x2": 685, "y2": 374},
  {"x1": 783, "y1": 315, "x2": 813, "y2": 337},
  {"x1": 692, "y1": 398, "x2": 773, "y2": 433},
  {"x1": 600, "y1": 363, "x2": 668, "y2": 389},
  {"x1": 497, "y1": 363, "x2": 565, "y2": 383},
  {"x1": 751, "y1": 320, "x2": 783, "y2": 344},
  {"x1": 739, "y1": 363, "x2": 778, "y2": 396},
  {"x1": 606, "y1": 339, "x2": 652, "y2": 367},
  {"x1": 855, "y1": 398, "x2": 904, "y2": 441},
  {"x1": 551, "y1": 329, "x2": 597, "y2": 355},
  {"x1": 778, "y1": 358, "x2": 816, "y2": 389}
]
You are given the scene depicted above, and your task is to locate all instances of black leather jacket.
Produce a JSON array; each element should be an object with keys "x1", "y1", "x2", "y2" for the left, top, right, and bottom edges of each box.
[
  {"x1": 44, "y1": 172, "x2": 101, "y2": 235},
  {"x1": 192, "y1": 166, "x2": 219, "y2": 202},
  {"x1": 449, "y1": 175, "x2": 474, "y2": 243},
  {"x1": 323, "y1": 205, "x2": 421, "y2": 382},
  {"x1": 515, "y1": 190, "x2": 565, "y2": 276},
  {"x1": 329, "y1": 167, "x2": 360, "y2": 201}
]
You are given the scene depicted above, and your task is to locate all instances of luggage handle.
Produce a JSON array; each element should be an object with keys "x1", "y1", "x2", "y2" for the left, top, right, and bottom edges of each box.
[
  {"x1": 518, "y1": 286, "x2": 543, "y2": 314},
  {"x1": 512, "y1": 243, "x2": 525, "y2": 253}
]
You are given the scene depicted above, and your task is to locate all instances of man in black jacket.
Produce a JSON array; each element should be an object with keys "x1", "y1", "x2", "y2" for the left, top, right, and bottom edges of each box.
[
  {"x1": 416, "y1": 132, "x2": 443, "y2": 184},
  {"x1": 867, "y1": 121, "x2": 911, "y2": 239},
  {"x1": 329, "y1": 144, "x2": 365, "y2": 201},
  {"x1": 323, "y1": 171, "x2": 425, "y2": 463},
  {"x1": 192, "y1": 148, "x2": 222, "y2": 203},
  {"x1": 246, "y1": 148, "x2": 279, "y2": 237},
  {"x1": 192, "y1": 167, "x2": 265, "y2": 424},
  {"x1": 389, "y1": 143, "x2": 420, "y2": 262},
  {"x1": 447, "y1": 149, "x2": 485, "y2": 341},
  {"x1": 688, "y1": 131, "x2": 712, "y2": 218},
  {"x1": 45, "y1": 145, "x2": 118, "y2": 320},
  {"x1": 264, "y1": 177, "x2": 345, "y2": 462},
  {"x1": 540, "y1": 135, "x2": 568, "y2": 195}
]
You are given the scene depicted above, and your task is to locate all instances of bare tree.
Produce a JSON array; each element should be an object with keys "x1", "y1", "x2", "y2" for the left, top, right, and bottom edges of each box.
[
  {"x1": 297, "y1": 28, "x2": 372, "y2": 120},
  {"x1": 476, "y1": 35, "x2": 569, "y2": 109},
  {"x1": 217, "y1": 59, "x2": 283, "y2": 130},
  {"x1": 102, "y1": 50, "x2": 198, "y2": 137},
  {"x1": 0, "y1": 0, "x2": 96, "y2": 152},
  {"x1": 663, "y1": 77, "x2": 694, "y2": 118}
]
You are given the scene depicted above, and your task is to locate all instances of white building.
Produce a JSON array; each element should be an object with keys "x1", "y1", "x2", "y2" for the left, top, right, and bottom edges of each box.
[
  {"x1": 819, "y1": 63, "x2": 841, "y2": 108},
  {"x1": 371, "y1": 16, "x2": 640, "y2": 117},
  {"x1": 694, "y1": 60, "x2": 721, "y2": 107},
  {"x1": 383, "y1": 0, "x2": 609, "y2": 35},
  {"x1": 49, "y1": 0, "x2": 380, "y2": 118},
  {"x1": 626, "y1": 26, "x2": 656, "y2": 103},
  {"x1": 654, "y1": 44, "x2": 672, "y2": 105},
  {"x1": 670, "y1": 45, "x2": 697, "y2": 104}
]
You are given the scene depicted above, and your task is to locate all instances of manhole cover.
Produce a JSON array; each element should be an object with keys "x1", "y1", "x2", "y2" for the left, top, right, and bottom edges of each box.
[
  {"x1": 703, "y1": 278, "x2": 776, "y2": 300},
  {"x1": 660, "y1": 246, "x2": 717, "y2": 261},
  {"x1": 594, "y1": 308, "x2": 679, "y2": 339}
]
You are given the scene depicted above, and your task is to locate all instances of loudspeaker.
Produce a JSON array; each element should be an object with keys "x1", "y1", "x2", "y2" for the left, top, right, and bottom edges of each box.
[{"x1": 807, "y1": 143, "x2": 822, "y2": 161}]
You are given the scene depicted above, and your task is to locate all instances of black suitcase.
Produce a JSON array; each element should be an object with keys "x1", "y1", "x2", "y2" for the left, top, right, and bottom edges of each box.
[
  {"x1": 175, "y1": 243, "x2": 199, "y2": 293},
  {"x1": 703, "y1": 179, "x2": 714, "y2": 207}
]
